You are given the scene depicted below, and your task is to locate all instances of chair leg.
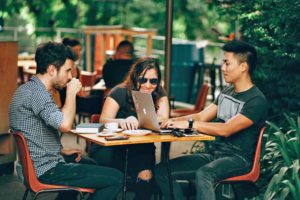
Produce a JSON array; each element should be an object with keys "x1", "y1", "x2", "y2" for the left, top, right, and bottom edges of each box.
[
  {"x1": 221, "y1": 184, "x2": 234, "y2": 199},
  {"x1": 78, "y1": 191, "x2": 84, "y2": 200},
  {"x1": 122, "y1": 148, "x2": 129, "y2": 200},
  {"x1": 187, "y1": 180, "x2": 193, "y2": 200},
  {"x1": 77, "y1": 114, "x2": 82, "y2": 124},
  {"x1": 76, "y1": 114, "x2": 81, "y2": 144},
  {"x1": 33, "y1": 192, "x2": 40, "y2": 200},
  {"x1": 85, "y1": 141, "x2": 91, "y2": 153},
  {"x1": 22, "y1": 189, "x2": 29, "y2": 200},
  {"x1": 231, "y1": 182, "x2": 259, "y2": 200},
  {"x1": 153, "y1": 192, "x2": 162, "y2": 200}
]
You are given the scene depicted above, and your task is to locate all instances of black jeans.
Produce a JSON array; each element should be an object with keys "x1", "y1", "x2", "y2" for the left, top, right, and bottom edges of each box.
[
  {"x1": 155, "y1": 151, "x2": 252, "y2": 200},
  {"x1": 39, "y1": 162, "x2": 123, "y2": 200},
  {"x1": 90, "y1": 144, "x2": 156, "y2": 200}
]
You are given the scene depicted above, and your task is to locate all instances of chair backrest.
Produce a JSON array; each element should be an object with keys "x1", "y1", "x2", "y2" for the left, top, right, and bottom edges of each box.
[
  {"x1": 91, "y1": 114, "x2": 101, "y2": 123},
  {"x1": 251, "y1": 127, "x2": 265, "y2": 181},
  {"x1": 194, "y1": 83, "x2": 209, "y2": 111},
  {"x1": 12, "y1": 131, "x2": 44, "y2": 191},
  {"x1": 224, "y1": 127, "x2": 265, "y2": 182}
]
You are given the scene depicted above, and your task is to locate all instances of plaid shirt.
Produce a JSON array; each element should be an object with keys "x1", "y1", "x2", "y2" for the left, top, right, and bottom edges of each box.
[{"x1": 9, "y1": 76, "x2": 65, "y2": 178}]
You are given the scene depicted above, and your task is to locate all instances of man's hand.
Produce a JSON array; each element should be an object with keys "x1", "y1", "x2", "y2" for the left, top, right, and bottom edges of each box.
[
  {"x1": 67, "y1": 78, "x2": 82, "y2": 95},
  {"x1": 61, "y1": 149, "x2": 82, "y2": 163},
  {"x1": 119, "y1": 116, "x2": 139, "y2": 130},
  {"x1": 160, "y1": 119, "x2": 188, "y2": 129},
  {"x1": 160, "y1": 118, "x2": 174, "y2": 128}
]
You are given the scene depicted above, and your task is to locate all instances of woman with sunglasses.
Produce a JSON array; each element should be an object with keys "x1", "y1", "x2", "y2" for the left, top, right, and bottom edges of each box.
[{"x1": 90, "y1": 57, "x2": 169, "y2": 200}]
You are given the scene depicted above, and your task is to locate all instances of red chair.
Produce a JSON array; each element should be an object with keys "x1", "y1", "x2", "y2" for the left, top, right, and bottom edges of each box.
[
  {"x1": 171, "y1": 83, "x2": 209, "y2": 117},
  {"x1": 11, "y1": 130, "x2": 95, "y2": 200},
  {"x1": 222, "y1": 127, "x2": 265, "y2": 183},
  {"x1": 91, "y1": 114, "x2": 101, "y2": 123},
  {"x1": 216, "y1": 127, "x2": 266, "y2": 199},
  {"x1": 181, "y1": 127, "x2": 265, "y2": 200}
]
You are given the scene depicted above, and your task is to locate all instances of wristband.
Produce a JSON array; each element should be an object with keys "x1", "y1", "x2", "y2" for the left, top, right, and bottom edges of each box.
[{"x1": 188, "y1": 118, "x2": 194, "y2": 129}]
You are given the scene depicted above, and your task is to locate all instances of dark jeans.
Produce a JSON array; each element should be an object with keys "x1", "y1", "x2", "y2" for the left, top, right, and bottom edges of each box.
[
  {"x1": 89, "y1": 145, "x2": 115, "y2": 167},
  {"x1": 155, "y1": 151, "x2": 252, "y2": 200},
  {"x1": 64, "y1": 154, "x2": 97, "y2": 165},
  {"x1": 39, "y1": 162, "x2": 123, "y2": 200},
  {"x1": 90, "y1": 144, "x2": 156, "y2": 200}
]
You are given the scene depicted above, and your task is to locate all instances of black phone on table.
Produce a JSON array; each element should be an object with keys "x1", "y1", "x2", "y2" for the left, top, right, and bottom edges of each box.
[{"x1": 105, "y1": 135, "x2": 129, "y2": 141}]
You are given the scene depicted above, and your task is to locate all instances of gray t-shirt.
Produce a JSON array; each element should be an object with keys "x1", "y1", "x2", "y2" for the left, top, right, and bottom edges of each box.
[
  {"x1": 213, "y1": 85, "x2": 269, "y2": 160},
  {"x1": 9, "y1": 76, "x2": 65, "y2": 179}
]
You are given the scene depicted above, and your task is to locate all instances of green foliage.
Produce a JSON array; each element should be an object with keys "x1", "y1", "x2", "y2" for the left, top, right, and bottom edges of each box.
[
  {"x1": 211, "y1": 0, "x2": 300, "y2": 117},
  {"x1": 3, "y1": 0, "x2": 233, "y2": 46},
  {"x1": 261, "y1": 114, "x2": 300, "y2": 199},
  {"x1": 0, "y1": 0, "x2": 24, "y2": 17}
]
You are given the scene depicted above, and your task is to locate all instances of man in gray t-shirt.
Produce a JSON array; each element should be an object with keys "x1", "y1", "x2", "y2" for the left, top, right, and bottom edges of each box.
[{"x1": 156, "y1": 41, "x2": 269, "y2": 200}]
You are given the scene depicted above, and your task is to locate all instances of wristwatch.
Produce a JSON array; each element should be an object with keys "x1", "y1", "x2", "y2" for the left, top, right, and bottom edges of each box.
[{"x1": 188, "y1": 118, "x2": 194, "y2": 129}]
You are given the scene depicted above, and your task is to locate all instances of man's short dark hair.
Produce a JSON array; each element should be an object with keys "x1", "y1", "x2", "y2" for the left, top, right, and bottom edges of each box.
[
  {"x1": 62, "y1": 37, "x2": 80, "y2": 47},
  {"x1": 116, "y1": 40, "x2": 134, "y2": 56},
  {"x1": 222, "y1": 40, "x2": 257, "y2": 75},
  {"x1": 35, "y1": 42, "x2": 76, "y2": 74}
]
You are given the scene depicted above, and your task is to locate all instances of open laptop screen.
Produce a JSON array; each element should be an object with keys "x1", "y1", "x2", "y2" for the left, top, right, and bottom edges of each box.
[{"x1": 131, "y1": 90, "x2": 172, "y2": 133}]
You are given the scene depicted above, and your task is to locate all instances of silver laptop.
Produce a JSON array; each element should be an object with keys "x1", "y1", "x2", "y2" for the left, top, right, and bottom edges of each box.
[{"x1": 131, "y1": 90, "x2": 172, "y2": 134}]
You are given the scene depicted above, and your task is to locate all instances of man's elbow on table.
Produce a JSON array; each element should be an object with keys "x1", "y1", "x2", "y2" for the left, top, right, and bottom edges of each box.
[{"x1": 59, "y1": 122, "x2": 72, "y2": 133}]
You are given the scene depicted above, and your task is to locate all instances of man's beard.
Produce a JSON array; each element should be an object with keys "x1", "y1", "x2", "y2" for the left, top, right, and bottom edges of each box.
[{"x1": 53, "y1": 83, "x2": 65, "y2": 91}]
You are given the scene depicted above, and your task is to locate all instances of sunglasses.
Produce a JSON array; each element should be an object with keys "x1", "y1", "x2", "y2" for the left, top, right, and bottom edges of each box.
[{"x1": 138, "y1": 77, "x2": 158, "y2": 85}]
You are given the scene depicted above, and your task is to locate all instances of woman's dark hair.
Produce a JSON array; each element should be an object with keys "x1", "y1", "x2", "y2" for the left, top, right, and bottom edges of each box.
[
  {"x1": 123, "y1": 57, "x2": 162, "y2": 111},
  {"x1": 35, "y1": 42, "x2": 76, "y2": 74}
]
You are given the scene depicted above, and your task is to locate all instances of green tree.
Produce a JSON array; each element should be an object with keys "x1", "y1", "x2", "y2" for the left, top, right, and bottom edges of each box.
[
  {"x1": 3, "y1": 0, "x2": 231, "y2": 41},
  {"x1": 0, "y1": 0, "x2": 23, "y2": 18},
  {"x1": 211, "y1": 0, "x2": 300, "y2": 118}
]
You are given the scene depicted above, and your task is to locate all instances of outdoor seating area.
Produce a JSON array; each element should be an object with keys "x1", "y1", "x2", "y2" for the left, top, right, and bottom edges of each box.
[{"x1": 1, "y1": 1, "x2": 300, "y2": 200}]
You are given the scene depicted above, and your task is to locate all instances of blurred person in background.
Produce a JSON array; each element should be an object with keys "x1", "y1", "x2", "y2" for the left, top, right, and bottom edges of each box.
[{"x1": 102, "y1": 40, "x2": 135, "y2": 89}]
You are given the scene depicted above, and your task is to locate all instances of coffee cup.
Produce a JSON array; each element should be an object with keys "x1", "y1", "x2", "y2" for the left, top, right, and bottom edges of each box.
[{"x1": 105, "y1": 122, "x2": 119, "y2": 132}]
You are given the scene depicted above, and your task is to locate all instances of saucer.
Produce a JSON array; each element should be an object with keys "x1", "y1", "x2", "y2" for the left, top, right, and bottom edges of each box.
[
  {"x1": 103, "y1": 128, "x2": 123, "y2": 133},
  {"x1": 123, "y1": 129, "x2": 152, "y2": 136},
  {"x1": 96, "y1": 132, "x2": 117, "y2": 137}
]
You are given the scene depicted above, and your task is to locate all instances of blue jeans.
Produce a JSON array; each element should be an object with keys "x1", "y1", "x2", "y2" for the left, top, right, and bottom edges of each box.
[
  {"x1": 39, "y1": 162, "x2": 123, "y2": 200},
  {"x1": 155, "y1": 151, "x2": 252, "y2": 200}
]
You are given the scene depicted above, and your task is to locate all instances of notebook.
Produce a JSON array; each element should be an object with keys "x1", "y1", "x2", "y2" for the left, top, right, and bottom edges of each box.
[
  {"x1": 131, "y1": 90, "x2": 173, "y2": 134},
  {"x1": 76, "y1": 123, "x2": 104, "y2": 133}
]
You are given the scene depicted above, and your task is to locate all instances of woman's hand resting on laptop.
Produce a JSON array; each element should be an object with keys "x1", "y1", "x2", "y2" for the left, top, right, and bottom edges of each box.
[{"x1": 120, "y1": 116, "x2": 139, "y2": 130}]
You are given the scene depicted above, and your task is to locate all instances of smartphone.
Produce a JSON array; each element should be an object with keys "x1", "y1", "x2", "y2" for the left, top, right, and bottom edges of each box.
[
  {"x1": 105, "y1": 135, "x2": 129, "y2": 141},
  {"x1": 172, "y1": 128, "x2": 194, "y2": 134},
  {"x1": 181, "y1": 128, "x2": 194, "y2": 133}
]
